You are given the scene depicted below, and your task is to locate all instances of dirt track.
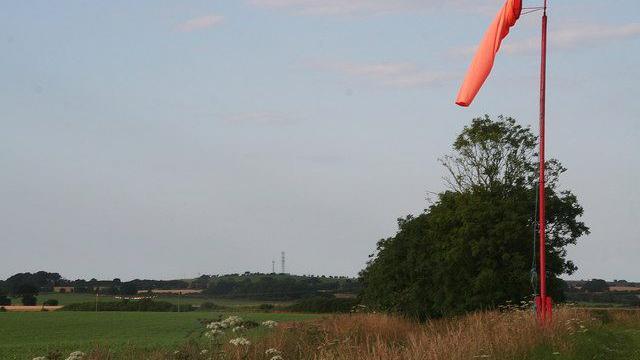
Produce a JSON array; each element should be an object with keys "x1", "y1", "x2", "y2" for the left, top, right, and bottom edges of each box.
[{"x1": 1, "y1": 305, "x2": 64, "y2": 312}]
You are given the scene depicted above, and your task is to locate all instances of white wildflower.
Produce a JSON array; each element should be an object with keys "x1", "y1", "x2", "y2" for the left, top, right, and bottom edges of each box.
[
  {"x1": 65, "y1": 351, "x2": 86, "y2": 360},
  {"x1": 265, "y1": 348, "x2": 281, "y2": 355},
  {"x1": 32, "y1": 357, "x2": 47, "y2": 360},
  {"x1": 205, "y1": 329, "x2": 224, "y2": 338},
  {"x1": 270, "y1": 356, "x2": 284, "y2": 360},
  {"x1": 262, "y1": 320, "x2": 278, "y2": 328},
  {"x1": 232, "y1": 325, "x2": 245, "y2": 333},
  {"x1": 222, "y1": 315, "x2": 243, "y2": 327},
  {"x1": 200, "y1": 349, "x2": 208, "y2": 354},
  {"x1": 229, "y1": 337, "x2": 251, "y2": 346}
]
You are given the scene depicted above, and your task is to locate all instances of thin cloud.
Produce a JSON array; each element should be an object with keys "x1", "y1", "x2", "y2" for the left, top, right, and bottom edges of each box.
[
  {"x1": 248, "y1": 0, "x2": 501, "y2": 17},
  {"x1": 177, "y1": 14, "x2": 225, "y2": 32},
  {"x1": 508, "y1": 22, "x2": 640, "y2": 54},
  {"x1": 449, "y1": 22, "x2": 640, "y2": 57},
  {"x1": 311, "y1": 60, "x2": 451, "y2": 88}
]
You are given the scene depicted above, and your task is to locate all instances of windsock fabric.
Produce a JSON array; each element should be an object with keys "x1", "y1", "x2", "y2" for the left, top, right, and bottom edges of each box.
[{"x1": 455, "y1": 0, "x2": 522, "y2": 107}]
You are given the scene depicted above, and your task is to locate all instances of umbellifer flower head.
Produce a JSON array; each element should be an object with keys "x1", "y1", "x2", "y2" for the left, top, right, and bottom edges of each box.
[
  {"x1": 65, "y1": 351, "x2": 86, "y2": 360},
  {"x1": 262, "y1": 320, "x2": 278, "y2": 328},
  {"x1": 229, "y1": 337, "x2": 251, "y2": 346},
  {"x1": 265, "y1": 348, "x2": 281, "y2": 355}
]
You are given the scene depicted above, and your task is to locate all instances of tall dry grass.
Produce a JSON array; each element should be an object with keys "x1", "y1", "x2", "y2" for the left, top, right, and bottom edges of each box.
[{"x1": 224, "y1": 307, "x2": 597, "y2": 360}]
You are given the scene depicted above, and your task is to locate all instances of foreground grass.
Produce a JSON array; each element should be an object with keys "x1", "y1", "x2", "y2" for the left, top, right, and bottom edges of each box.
[
  {"x1": 528, "y1": 310, "x2": 640, "y2": 359},
  {"x1": 0, "y1": 311, "x2": 316, "y2": 359},
  {"x1": 529, "y1": 326, "x2": 640, "y2": 359}
]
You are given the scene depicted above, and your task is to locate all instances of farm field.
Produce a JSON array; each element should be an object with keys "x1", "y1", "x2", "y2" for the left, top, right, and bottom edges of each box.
[
  {"x1": 0, "y1": 311, "x2": 318, "y2": 359},
  {"x1": 34, "y1": 292, "x2": 294, "y2": 308}
]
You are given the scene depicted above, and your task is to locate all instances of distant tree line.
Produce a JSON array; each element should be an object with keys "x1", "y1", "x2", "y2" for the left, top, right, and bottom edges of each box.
[
  {"x1": 1, "y1": 271, "x2": 361, "y2": 302},
  {"x1": 564, "y1": 279, "x2": 640, "y2": 307},
  {"x1": 199, "y1": 273, "x2": 360, "y2": 300}
]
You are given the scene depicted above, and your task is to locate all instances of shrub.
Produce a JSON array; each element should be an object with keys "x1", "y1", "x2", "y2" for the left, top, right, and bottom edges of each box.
[
  {"x1": 0, "y1": 306, "x2": 6, "y2": 312},
  {"x1": 286, "y1": 297, "x2": 359, "y2": 313},
  {"x1": 583, "y1": 279, "x2": 609, "y2": 293},
  {"x1": 258, "y1": 303, "x2": 275, "y2": 312},
  {"x1": 22, "y1": 294, "x2": 37, "y2": 306},
  {"x1": 200, "y1": 302, "x2": 225, "y2": 311},
  {"x1": 0, "y1": 295, "x2": 11, "y2": 306},
  {"x1": 44, "y1": 299, "x2": 59, "y2": 306}
]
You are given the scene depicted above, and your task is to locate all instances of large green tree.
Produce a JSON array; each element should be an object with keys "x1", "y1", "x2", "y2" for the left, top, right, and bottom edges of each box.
[{"x1": 359, "y1": 116, "x2": 589, "y2": 319}]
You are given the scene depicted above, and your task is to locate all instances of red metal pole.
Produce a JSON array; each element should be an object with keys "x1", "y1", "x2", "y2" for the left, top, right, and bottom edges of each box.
[{"x1": 538, "y1": 1, "x2": 549, "y2": 323}]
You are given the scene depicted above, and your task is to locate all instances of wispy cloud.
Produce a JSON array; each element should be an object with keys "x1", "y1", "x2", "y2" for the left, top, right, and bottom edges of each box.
[
  {"x1": 505, "y1": 22, "x2": 640, "y2": 54},
  {"x1": 449, "y1": 22, "x2": 640, "y2": 58},
  {"x1": 248, "y1": 0, "x2": 500, "y2": 17},
  {"x1": 311, "y1": 60, "x2": 451, "y2": 88},
  {"x1": 177, "y1": 14, "x2": 225, "y2": 32}
]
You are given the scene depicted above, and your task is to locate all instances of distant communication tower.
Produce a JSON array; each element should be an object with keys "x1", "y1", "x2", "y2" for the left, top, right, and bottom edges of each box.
[
  {"x1": 272, "y1": 260, "x2": 275, "y2": 274},
  {"x1": 281, "y1": 251, "x2": 286, "y2": 274}
]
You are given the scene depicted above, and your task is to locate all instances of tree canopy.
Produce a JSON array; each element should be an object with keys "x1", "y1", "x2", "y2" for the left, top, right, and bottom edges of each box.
[
  {"x1": 582, "y1": 279, "x2": 609, "y2": 293},
  {"x1": 359, "y1": 116, "x2": 589, "y2": 319}
]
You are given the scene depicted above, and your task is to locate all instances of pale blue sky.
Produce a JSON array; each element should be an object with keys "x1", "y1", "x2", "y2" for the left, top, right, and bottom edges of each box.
[{"x1": 1, "y1": 1, "x2": 638, "y2": 281}]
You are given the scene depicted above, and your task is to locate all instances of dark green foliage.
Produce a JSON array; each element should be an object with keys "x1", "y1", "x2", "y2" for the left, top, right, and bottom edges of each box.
[
  {"x1": 12, "y1": 283, "x2": 39, "y2": 297},
  {"x1": 63, "y1": 299, "x2": 194, "y2": 312},
  {"x1": 5, "y1": 271, "x2": 62, "y2": 292},
  {"x1": 0, "y1": 295, "x2": 11, "y2": 306},
  {"x1": 3, "y1": 272, "x2": 359, "y2": 300},
  {"x1": 202, "y1": 273, "x2": 359, "y2": 301},
  {"x1": 199, "y1": 302, "x2": 226, "y2": 311},
  {"x1": 44, "y1": 299, "x2": 59, "y2": 306},
  {"x1": 582, "y1": 279, "x2": 609, "y2": 293},
  {"x1": 120, "y1": 282, "x2": 139, "y2": 295},
  {"x1": 258, "y1": 303, "x2": 275, "y2": 311},
  {"x1": 21, "y1": 294, "x2": 37, "y2": 306},
  {"x1": 359, "y1": 116, "x2": 589, "y2": 319},
  {"x1": 286, "y1": 297, "x2": 359, "y2": 313},
  {"x1": 565, "y1": 292, "x2": 640, "y2": 307}
]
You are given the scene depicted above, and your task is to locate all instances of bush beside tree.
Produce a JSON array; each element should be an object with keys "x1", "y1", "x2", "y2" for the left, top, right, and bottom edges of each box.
[
  {"x1": 286, "y1": 297, "x2": 359, "y2": 313},
  {"x1": 0, "y1": 295, "x2": 11, "y2": 306},
  {"x1": 44, "y1": 299, "x2": 59, "y2": 306},
  {"x1": 21, "y1": 294, "x2": 37, "y2": 306}
]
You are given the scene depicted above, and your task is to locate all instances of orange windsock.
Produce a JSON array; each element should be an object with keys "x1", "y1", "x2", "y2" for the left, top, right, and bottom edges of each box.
[{"x1": 455, "y1": 0, "x2": 522, "y2": 107}]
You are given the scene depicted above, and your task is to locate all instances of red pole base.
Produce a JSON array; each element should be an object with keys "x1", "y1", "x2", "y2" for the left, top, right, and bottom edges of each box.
[{"x1": 535, "y1": 296, "x2": 553, "y2": 323}]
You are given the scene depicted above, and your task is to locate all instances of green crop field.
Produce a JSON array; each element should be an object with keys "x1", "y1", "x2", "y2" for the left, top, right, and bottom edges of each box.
[
  {"x1": 35, "y1": 292, "x2": 293, "y2": 308},
  {"x1": 0, "y1": 311, "x2": 318, "y2": 359}
]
